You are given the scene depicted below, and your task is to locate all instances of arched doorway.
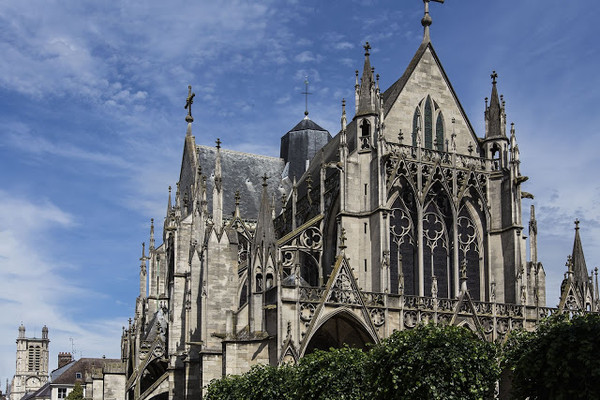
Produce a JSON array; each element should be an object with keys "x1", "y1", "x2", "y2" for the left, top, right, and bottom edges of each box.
[{"x1": 304, "y1": 312, "x2": 375, "y2": 355}]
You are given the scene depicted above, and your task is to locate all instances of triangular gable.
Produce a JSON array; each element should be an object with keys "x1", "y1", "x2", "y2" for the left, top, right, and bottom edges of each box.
[
  {"x1": 382, "y1": 41, "x2": 479, "y2": 147},
  {"x1": 450, "y1": 289, "x2": 486, "y2": 340},
  {"x1": 558, "y1": 282, "x2": 584, "y2": 312},
  {"x1": 298, "y1": 256, "x2": 380, "y2": 356}
]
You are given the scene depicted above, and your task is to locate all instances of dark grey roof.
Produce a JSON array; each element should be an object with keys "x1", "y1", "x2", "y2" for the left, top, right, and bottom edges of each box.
[
  {"x1": 52, "y1": 358, "x2": 122, "y2": 385},
  {"x1": 197, "y1": 146, "x2": 286, "y2": 219},
  {"x1": 289, "y1": 117, "x2": 327, "y2": 133}
]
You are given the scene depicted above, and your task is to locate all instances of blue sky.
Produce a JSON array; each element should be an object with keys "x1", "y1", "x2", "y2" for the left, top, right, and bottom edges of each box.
[{"x1": 1, "y1": 0, "x2": 599, "y2": 383}]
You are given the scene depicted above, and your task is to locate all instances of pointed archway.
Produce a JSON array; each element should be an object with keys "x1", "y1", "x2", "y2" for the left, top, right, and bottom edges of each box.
[{"x1": 304, "y1": 311, "x2": 375, "y2": 355}]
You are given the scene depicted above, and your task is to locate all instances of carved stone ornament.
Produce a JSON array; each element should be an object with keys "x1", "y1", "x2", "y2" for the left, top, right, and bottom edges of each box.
[
  {"x1": 370, "y1": 308, "x2": 385, "y2": 327},
  {"x1": 299, "y1": 303, "x2": 315, "y2": 322}
]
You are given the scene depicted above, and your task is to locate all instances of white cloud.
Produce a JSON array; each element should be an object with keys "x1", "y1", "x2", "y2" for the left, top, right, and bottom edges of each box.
[
  {"x1": 295, "y1": 51, "x2": 317, "y2": 63},
  {"x1": 0, "y1": 191, "x2": 125, "y2": 377}
]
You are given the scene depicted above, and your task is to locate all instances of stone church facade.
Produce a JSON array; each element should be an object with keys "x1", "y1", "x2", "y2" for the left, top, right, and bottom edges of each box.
[{"x1": 121, "y1": 7, "x2": 599, "y2": 400}]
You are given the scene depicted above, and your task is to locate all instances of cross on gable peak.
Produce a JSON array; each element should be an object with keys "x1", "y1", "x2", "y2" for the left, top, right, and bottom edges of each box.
[
  {"x1": 363, "y1": 42, "x2": 371, "y2": 56},
  {"x1": 185, "y1": 85, "x2": 195, "y2": 122},
  {"x1": 491, "y1": 71, "x2": 498, "y2": 85}
]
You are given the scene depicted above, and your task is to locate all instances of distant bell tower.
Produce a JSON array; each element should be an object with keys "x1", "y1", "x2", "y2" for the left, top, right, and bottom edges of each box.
[
  {"x1": 9, "y1": 325, "x2": 50, "y2": 400},
  {"x1": 280, "y1": 77, "x2": 332, "y2": 181}
]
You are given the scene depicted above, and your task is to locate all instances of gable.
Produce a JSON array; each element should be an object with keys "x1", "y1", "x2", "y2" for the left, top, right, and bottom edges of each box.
[{"x1": 383, "y1": 43, "x2": 479, "y2": 155}]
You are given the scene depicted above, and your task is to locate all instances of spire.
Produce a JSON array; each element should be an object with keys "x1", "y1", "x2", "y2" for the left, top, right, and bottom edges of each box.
[
  {"x1": 485, "y1": 70, "x2": 504, "y2": 138},
  {"x1": 340, "y1": 98, "x2": 347, "y2": 133},
  {"x1": 213, "y1": 138, "x2": 223, "y2": 228},
  {"x1": 139, "y1": 242, "x2": 147, "y2": 298},
  {"x1": 254, "y1": 174, "x2": 276, "y2": 248},
  {"x1": 149, "y1": 218, "x2": 155, "y2": 250},
  {"x1": 234, "y1": 190, "x2": 241, "y2": 218},
  {"x1": 571, "y1": 219, "x2": 589, "y2": 287},
  {"x1": 529, "y1": 205, "x2": 538, "y2": 264},
  {"x1": 356, "y1": 42, "x2": 377, "y2": 116},
  {"x1": 421, "y1": 0, "x2": 444, "y2": 43},
  {"x1": 167, "y1": 186, "x2": 172, "y2": 215}
]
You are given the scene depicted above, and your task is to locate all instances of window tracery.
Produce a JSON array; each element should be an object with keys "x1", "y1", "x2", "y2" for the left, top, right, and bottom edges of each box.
[{"x1": 412, "y1": 96, "x2": 444, "y2": 151}]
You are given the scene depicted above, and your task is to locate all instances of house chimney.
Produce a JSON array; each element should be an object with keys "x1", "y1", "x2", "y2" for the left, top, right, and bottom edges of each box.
[{"x1": 58, "y1": 352, "x2": 73, "y2": 368}]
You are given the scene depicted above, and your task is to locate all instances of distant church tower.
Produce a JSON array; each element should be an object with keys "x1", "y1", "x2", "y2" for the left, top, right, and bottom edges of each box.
[
  {"x1": 280, "y1": 78, "x2": 332, "y2": 181},
  {"x1": 9, "y1": 325, "x2": 49, "y2": 400}
]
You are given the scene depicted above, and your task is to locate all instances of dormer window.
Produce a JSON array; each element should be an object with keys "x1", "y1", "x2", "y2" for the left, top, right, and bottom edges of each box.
[
  {"x1": 412, "y1": 96, "x2": 444, "y2": 151},
  {"x1": 75, "y1": 372, "x2": 82, "y2": 379}
]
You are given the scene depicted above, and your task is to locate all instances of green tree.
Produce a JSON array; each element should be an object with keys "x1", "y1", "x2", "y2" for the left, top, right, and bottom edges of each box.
[
  {"x1": 503, "y1": 313, "x2": 600, "y2": 399},
  {"x1": 293, "y1": 346, "x2": 367, "y2": 400},
  {"x1": 205, "y1": 364, "x2": 294, "y2": 400},
  {"x1": 65, "y1": 382, "x2": 84, "y2": 400},
  {"x1": 366, "y1": 324, "x2": 499, "y2": 400}
]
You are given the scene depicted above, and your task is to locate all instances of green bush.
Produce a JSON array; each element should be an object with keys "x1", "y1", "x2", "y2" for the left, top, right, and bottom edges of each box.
[
  {"x1": 503, "y1": 313, "x2": 600, "y2": 399},
  {"x1": 293, "y1": 346, "x2": 367, "y2": 400},
  {"x1": 366, "y1": 324, "x2": 499, "y2": 399}
]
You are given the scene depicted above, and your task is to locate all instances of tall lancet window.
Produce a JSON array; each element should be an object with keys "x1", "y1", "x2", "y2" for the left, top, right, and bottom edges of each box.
[
  {"x1": 389, "y1": 182, "x2": 417, "y2": 295},
  {"x1": 458, "y1": 206, "x2": 481, "y2": 300},
  {"x1": 412, "y1": 109, "x2": 421, "y2": 147},
  {"x1": 413, "y1": 96, "x2": 444, "y2": 151},
  {"x1": 424, "y1": 97, "x2": 433, "y2": 149},
  {"x1": 436, "y1": 113, "x2": 444, "y2": 151}
]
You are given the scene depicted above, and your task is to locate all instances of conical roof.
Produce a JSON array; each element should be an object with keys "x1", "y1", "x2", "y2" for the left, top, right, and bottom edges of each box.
[{"x1": 572, "y1": 222, "x2": 589, "y2": 286}]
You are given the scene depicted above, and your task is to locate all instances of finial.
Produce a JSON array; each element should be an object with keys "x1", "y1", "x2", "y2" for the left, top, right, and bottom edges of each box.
[
  {"x1": 302, "y1": 76, "x2": 312, "y2": 117},
  {"x1": 566, "y1": 255, "x2": 574, "y2": 273},
  {"x1": 184, "y1": 85, "x2": 195, "y2": 123},
  {"x1": 141, "y1": 242, "x2": 146, "y2": 259},
  {"x1": 491, "y1": 70, "x2": 498, "y2": 85},
  {"x1": 341, "y1": 98, "x2": 347, "y2": 132},
  {"x1": 574, "y1": 218, "x2": 580, "y2": 230},
  {"x1": 216, "y1": 138, "x2": 221, "y2": 149},
  {"x1": 234, "y1": 190, "x2": 240, "y2": 206},
  {"x1": 262, "y1": 174, "x2": 268, "y2": 187},
  {"x1": 363, "y1": 41, "x2": 371, "y2": 56}
]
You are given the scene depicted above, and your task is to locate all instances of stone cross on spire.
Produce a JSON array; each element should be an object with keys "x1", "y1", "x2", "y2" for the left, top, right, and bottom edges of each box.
[
  {"x1": 574, "y1": 218, "x2": 580, "y2": 230},
  {"x1": 363, "y1": 41, "x2": 371, "y2": 56},
  {"x1": 491, "y1": 70, "x2": 498, "y2": 85},
  {"x1": 184, "y1": 85, "x2": 195, "y2": 123}
]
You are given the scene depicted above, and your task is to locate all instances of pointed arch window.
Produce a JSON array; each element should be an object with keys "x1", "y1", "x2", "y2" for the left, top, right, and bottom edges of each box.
[
  {"x1": 436, "y1": 113, "x2": 444, "y2": 151},
  {"x1": 424, "y1": 97, "x2": 433, "y2": 149},
  {"x1": 412, "y1": 96, "x2": 444, "y2": 151}
]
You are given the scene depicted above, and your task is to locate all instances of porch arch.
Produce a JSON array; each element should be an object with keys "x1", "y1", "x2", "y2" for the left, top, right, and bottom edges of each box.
[{"x1": 303, "y1": 310, "x2": 376, "y2": 356}]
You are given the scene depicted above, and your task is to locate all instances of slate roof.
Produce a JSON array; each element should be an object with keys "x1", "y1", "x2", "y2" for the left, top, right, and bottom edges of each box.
[
  {"x1": 52, "y1": 358, "x2": 122, "y2": 385},
  {"x1": 197, "y1": 146, "x2": 287, "y2": 220},
  {"x1": 289, "y1": 118, "x2": 327, "y2": 132}
]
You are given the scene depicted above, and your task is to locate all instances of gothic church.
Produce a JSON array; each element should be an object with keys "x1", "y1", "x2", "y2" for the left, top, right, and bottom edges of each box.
[{"x1": 121, "y1": 4, "x2": 599, "y2": 399}]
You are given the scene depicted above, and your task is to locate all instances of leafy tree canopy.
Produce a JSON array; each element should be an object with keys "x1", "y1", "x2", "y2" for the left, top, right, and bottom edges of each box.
[
  {"x1": 65, "y1": 382, "x2": 84, "y2": 400},
  {"x1": 503, "y1": 313, "x2": 600, "y2": 399},
  {"x1": 366, "y1": 324, "x2": 499, "y2": 400}
]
